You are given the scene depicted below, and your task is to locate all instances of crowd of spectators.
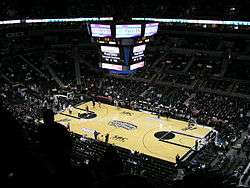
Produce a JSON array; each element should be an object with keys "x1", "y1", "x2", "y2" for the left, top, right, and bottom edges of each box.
[{"x1": 133, "y1": 30, "x2": 250, "y2": 102}]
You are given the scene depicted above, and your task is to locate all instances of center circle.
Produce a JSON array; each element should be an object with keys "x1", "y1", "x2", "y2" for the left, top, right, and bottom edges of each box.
[
  {"x1": 154, "y1": 131, "x2": 175, "y2": 140},
  {"x1": 79, "y1": 112, "x2": 97, "y2": 119}
]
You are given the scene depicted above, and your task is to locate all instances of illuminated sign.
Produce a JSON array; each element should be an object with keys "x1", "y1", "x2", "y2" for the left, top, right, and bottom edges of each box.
[
  {"x1": 130, "y1": 61, "x2": 145, "y2": 70},
  {"x1": 116, "y1": 25, "x2": 141, "y2": 38},
  {"x1": 91, "y1": 24, "x2": 111, "y2": 37},
  {"x1": 144, "y1": 23, "x2": 159, "y2": 36},
  {"x1": 102, "y1": 63, "x2": 123, "y2": 70}
]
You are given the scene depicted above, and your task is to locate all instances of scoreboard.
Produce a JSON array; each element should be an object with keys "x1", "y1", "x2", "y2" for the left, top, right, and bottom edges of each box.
[
  {"x1": 101, "y1": 46, "x2": 120, "y2": 63},
  {"x1": 116, "y1": 24, "x2": 142, "y2": 38},
  {"x1": 144, "y1": 23, "x2": 159, "y2": 37},
  {"x1": 132, "y1": 44, "x2": 146, "y2": 62},
  {"x1": 90, "y1": 24, "x2": 111, "y2": 37},
  {"x1": 87, "y1": 22, "x2": 159, "y2": 73}
]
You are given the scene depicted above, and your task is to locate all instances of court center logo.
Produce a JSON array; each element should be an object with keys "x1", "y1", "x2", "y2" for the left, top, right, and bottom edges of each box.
[{"x1": 108, "y1": 120, "x2": 137, "y2": 130}]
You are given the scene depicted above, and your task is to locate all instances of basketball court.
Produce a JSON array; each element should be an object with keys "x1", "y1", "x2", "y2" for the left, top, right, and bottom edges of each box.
[{"x1": 54, "y1": 101, "x2": 213, "y2": 163}]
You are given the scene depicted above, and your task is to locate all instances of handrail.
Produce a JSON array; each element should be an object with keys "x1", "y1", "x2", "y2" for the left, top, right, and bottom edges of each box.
[
  {"x1": 132, "y1": 18, "x2": 250, "y2": 26},
  {"x1": 0, "y1": 17, "x2": 113, "y2": 25}
]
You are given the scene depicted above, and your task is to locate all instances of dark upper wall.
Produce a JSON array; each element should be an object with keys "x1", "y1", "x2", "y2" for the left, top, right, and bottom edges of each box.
[{"x1": 1, "y1": 0, "x2": 250, "y2": 21}]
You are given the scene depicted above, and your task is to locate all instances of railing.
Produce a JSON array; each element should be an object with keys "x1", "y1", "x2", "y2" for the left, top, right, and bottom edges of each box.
[
  {"x1": 0, "y1": 17, "x2": 113, "y2": 25},
  {"x1": 238, "y1": 162, "x2": 250, "y2": 187}
]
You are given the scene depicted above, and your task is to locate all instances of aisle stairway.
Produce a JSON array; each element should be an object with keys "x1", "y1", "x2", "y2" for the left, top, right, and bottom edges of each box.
[{"x1": 44, "y1": 56, "x2": 65, "y2": 88}]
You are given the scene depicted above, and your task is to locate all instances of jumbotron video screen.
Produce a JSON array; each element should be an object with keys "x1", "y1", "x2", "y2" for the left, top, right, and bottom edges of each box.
[{"x1": 87, "y1": 23, "x2": 159, "y2": 73}]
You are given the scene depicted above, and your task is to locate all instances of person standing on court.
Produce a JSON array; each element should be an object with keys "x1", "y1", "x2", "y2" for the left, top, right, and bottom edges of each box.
[
  {"x1": 176, "y1": 154, "x2": 181, "y2": 166},
  {"x1": 105, "y1": 133, "x2": 110, "y2": 143},
  {"x1": 92, "y1": 98, "x2": 96, "y2": 108},
  {"x1": 195, "y1": 139, "x2": 199, "y2": 151},
  {"x1": 157, "y1": 110, "x2": 161, "y2": 119},
  {"x1": 66, "y1": 122, "x2": 70, "y2": 132},
  {"x1": 94, "y1": 130, "x2": 99, "y2": 140},
  {"x1": 114, "y1": 99, "x2": 117, "y2": 108}
]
